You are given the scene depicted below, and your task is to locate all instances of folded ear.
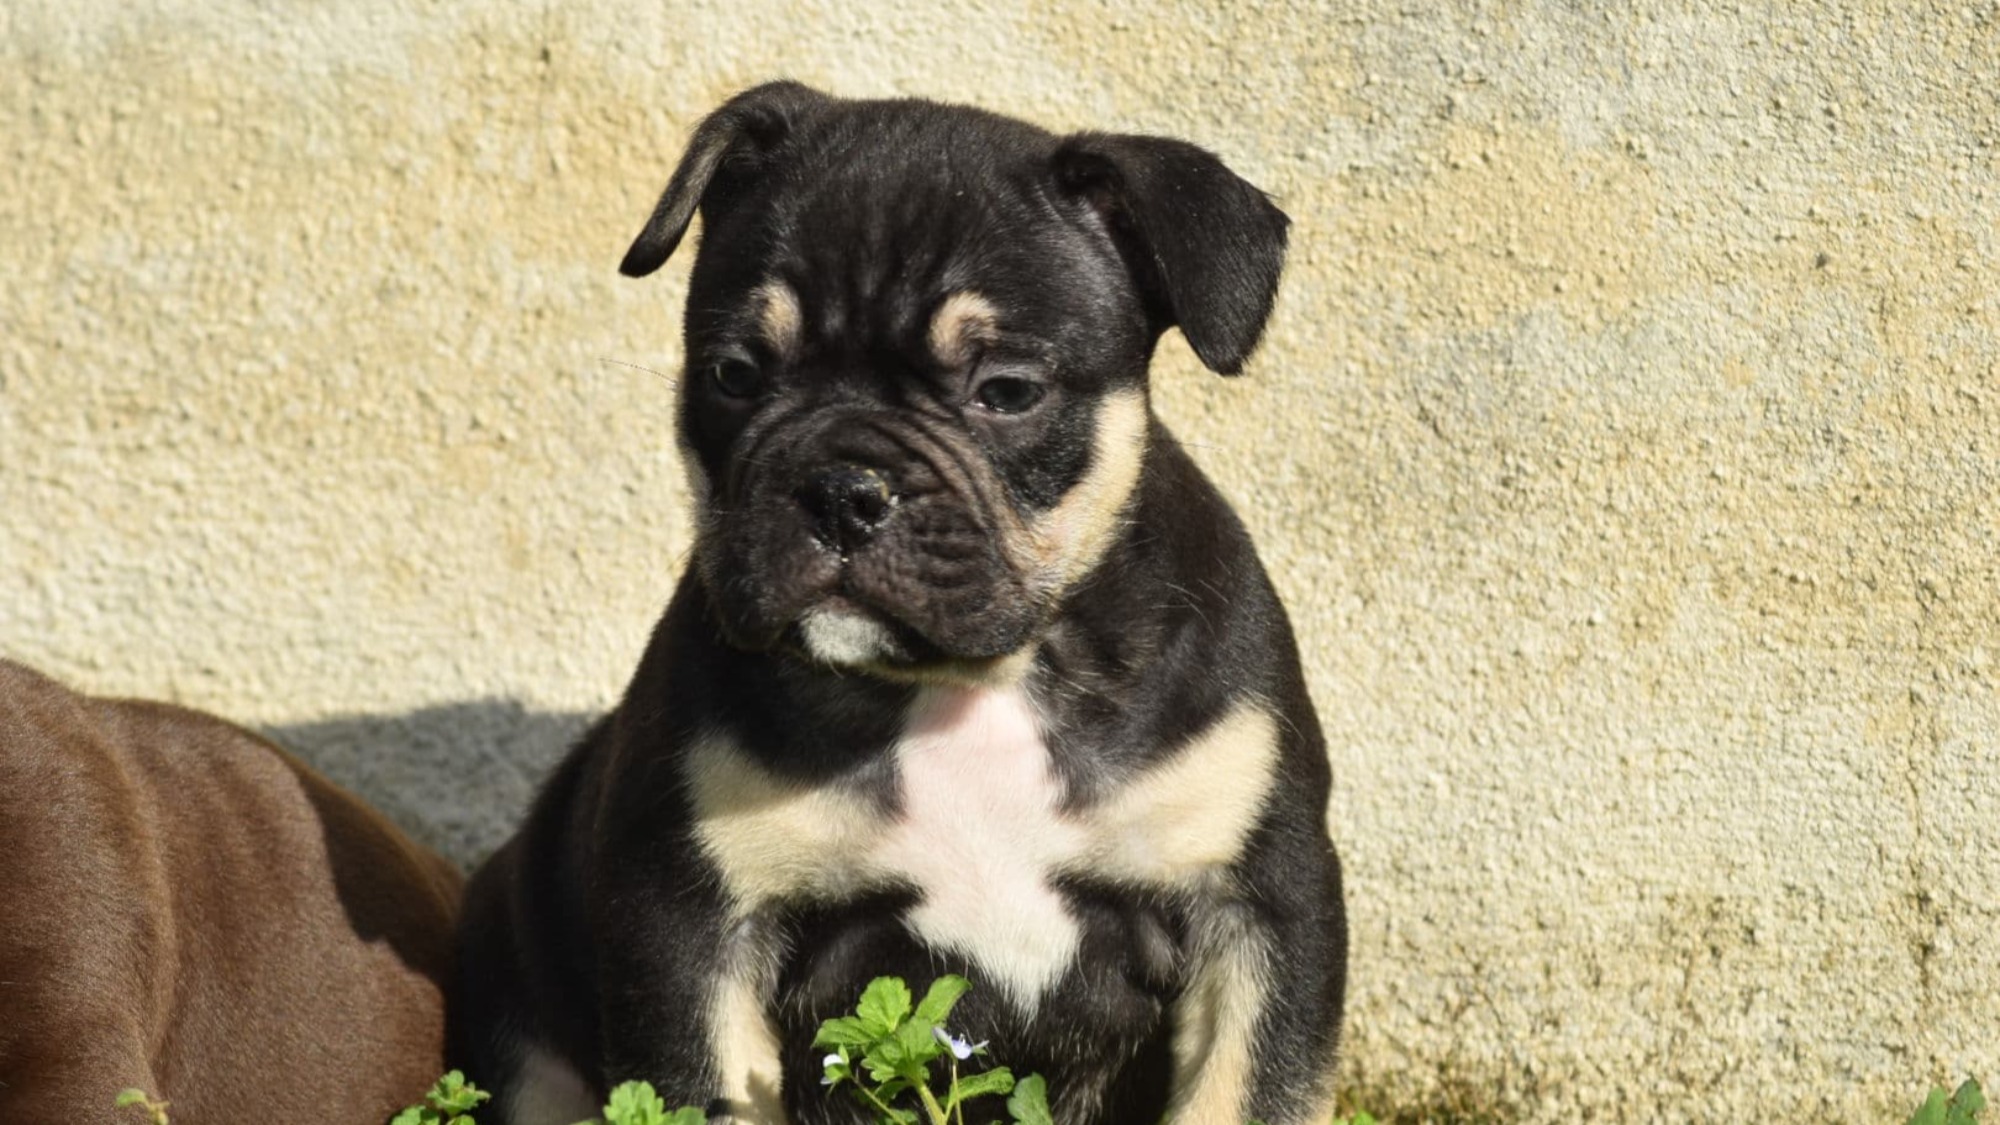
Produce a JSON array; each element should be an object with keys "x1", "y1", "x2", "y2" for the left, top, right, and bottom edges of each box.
[
  {"x1": 619, "y1": 81, "x2": 832, "y2": 278},
  {"x1": 1052, "y1": 133, "x2": 1290, "y2": 375}
]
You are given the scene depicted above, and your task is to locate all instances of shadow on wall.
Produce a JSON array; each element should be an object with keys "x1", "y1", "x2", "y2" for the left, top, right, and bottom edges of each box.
[{"x1": 266, "y1": 699, "x2": 593, "y2": 871}]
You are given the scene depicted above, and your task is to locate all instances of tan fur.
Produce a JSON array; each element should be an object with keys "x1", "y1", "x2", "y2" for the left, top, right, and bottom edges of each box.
[
  {"x1": 926, "y1": 290, "x2": 1000, "y2": 369},
  {"x1": 755, "y1": 279, "x2": 803, "y2": 361},
  {"x1": 687, "y1": 731, "x2": 888, "y2": 913},
  {"x1": 0, "y1": 659, "x2": 461, "y2": 1125},
  {"x1": 680, "y1": 428, "x2": 714, "y2": 510},
  {"x1": 1082, "y1": 702, "x2": 1280, "y2": 883},
  {"x1": 1027, "y1": 388, "x2": 1149, "y2": 588},
  {"x1": 1165, "y1": 910, "x2": 1271, "y2": 1124},
  {"x1": 708, "y1": 949, "x2": 788, "y2": 1124},
  {"x1": 690, "y1": 697, "x2": 1280, "y2": 920}
]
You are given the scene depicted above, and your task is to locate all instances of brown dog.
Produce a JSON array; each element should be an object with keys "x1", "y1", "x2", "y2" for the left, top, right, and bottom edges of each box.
[{"x1": 0, "y1": 659, "x2": 462, "y2": 1123}]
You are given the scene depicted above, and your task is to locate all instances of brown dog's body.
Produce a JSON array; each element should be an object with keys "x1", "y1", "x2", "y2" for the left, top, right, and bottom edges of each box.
[{"x1": 0, "y1": 659, "x2": 461, "y2": 1123}]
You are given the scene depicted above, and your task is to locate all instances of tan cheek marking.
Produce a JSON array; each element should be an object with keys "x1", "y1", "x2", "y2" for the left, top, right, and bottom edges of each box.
[
  {"x1": 1167, "y1": 911, "x2": 1270, "y2": 1124},
  {"x1": 755, "y1": 279, "x2": 803, "y2": 362},
  {"x1": 686, "y1": 733, "x2": 885, "y2": 916},
  {"x1": 927, "y1": 290, "x2": 1000, "y2": 369},
  {"x1": 709, "y1": 956, "x2": 787, "y2": 1125},
  {"x1": 678, "y1": 428, "x2": 712, "y2": 510},
  {"x1": 1026, "y1": 388, "x2": 1149, "y2": 588},
  {"x1": 1084, "y1": 702, "x2": 1280, "y2": 884}
]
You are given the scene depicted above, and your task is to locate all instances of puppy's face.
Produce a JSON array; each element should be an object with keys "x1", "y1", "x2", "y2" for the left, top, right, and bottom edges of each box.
[{"x1": 621, "y1": 85, "x2": 1289, "y2": 679}]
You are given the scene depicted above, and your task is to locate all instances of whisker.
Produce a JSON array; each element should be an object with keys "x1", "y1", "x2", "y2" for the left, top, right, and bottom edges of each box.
[{"x1": 600, "y1": 357, "x2": 680, "y2": 388}]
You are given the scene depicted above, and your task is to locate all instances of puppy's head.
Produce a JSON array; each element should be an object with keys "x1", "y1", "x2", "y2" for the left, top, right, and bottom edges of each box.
[{"x1": 622, "y1": 82, "x2": 1288, "y2": 681}]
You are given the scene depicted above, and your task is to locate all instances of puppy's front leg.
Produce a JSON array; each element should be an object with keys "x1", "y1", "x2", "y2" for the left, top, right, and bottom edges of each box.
[
  {"x1": 1169, "y1": 828, "x2": 1347, "y2": 1125},
  {"x1": 593, "y1": 871, "x2": 788, "y2": 1124}
]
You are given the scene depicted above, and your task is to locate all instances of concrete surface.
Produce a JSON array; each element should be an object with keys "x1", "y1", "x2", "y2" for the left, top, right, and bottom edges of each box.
[{"x1": 2, "y1": 1, "x2": 1995, "y2": 1120}]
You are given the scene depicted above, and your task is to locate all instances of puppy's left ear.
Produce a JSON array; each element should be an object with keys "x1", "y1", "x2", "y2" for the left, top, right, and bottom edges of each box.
[
  {"x1": 620, "y1": 81, "x2": 831, "y2": 278},
  {"x1": 1053, "y1": 134, "x2": 1290, "y2": 375}
]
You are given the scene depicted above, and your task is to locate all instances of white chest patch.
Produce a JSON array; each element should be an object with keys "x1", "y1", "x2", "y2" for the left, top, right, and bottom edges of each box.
[
  {"x1": 876, "y1": 687, "x2": 1086, "y2": 1007},
  {"x1": 687, "y1": 688, "x2": 1281, "y2": 1010}
]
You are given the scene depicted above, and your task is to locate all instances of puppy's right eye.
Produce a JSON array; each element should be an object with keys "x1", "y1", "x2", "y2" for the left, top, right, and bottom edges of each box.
[
  {"x1": 709, "y1": 357, "x2": 765, "y2": 399},
  {"x1": 973, "y1": 375, "x2": 1045, "y2": 415}
]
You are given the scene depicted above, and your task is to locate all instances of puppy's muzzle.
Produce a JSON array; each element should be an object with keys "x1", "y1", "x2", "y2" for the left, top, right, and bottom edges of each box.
[{"x1": 796, "y1": 463, "x2": 895, "y2": 555}]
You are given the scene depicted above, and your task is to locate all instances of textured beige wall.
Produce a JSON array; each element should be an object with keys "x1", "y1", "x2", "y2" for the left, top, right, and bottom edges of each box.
[{"x1": 3, "y1": 1, "x2": 1995, "y2": 1120}]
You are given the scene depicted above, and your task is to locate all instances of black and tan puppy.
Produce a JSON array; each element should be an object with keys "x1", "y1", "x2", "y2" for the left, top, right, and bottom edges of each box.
[
  {"x1": 0, "y1": 659, "x2": 462, "y2": 1123},
  {"x1": 452, "y1": 82, "x2": 1345, "y2": 1124}
]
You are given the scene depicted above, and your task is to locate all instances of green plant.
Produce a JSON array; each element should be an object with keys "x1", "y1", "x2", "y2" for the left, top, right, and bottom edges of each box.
[
  {"x1": 389, "y1": 1072, "x2": 703, "y2": 1125},
  {"x1": 583, "y1": 1081, "x2": 708, "y2": 1125},
  {"x1": 814, "y1": 974, "x2": 1052, "y2": 1125},
  {"x1": 391, "y1": 1070, "x2": 491, "y2": 1125},
  {"x1": 114, "y1": 1088, "x2": 170, "y2": 1125},
  {"x1": 1909, "y1": 1078, "x2": 1988, "y2": 1125}
]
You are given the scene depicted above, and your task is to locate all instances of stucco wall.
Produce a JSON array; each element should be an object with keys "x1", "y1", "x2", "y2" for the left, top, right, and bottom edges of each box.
[{"x1": 3, "y1": 2, "x2": 1995, "y2": 1120}]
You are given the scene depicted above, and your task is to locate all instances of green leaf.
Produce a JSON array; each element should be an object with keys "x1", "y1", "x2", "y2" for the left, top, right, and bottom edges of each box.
[
  {"x1": 603, "y1": 1080, "x2": 670, "y2": 1125},
  {"x1": 913, "y1": 974, "x2": 971, "y2": 1027},
  {"x1": 429, "y1": 1071, "x2": 492, "y2": 1114},
  {"x1": 388, "y1": 1109, "x2": 430, "y2": 1125},
  {"x1": 1911, "y1": 1087, "x2": 1951, "y2": 1125},
  {"x1": 945, "y1": 1065, "x2": 1015, "y2": 1110},
  {"x1": 663, "y1": 1110, "x2": 709, "y2": 1125},
  {"x1": 115, "y1": 1091, "x2": 151, "y2": 1108},
  {"x1": 894, "y1": 1015, "x2": 944, "y2": 1077},
  {"x1": 1006, "y1": 1073, "x2": 1054, "y2": 1125},
  {"x1": 814, "y1": 1015, "x2": 879, "y2": 1050},
  {"x1": 857, "y1": 976, "x2": 913, "y2": 1037},
  {"x1": 863, "y1": 1035, "x2": 908, "y2": 1084},
  {"x1": 1947, "y1": 1078, "x2": 1988, "y2": 1125},
  {"x1": 874, "y1": 1076, "x2": 914, "y2": 1104}
]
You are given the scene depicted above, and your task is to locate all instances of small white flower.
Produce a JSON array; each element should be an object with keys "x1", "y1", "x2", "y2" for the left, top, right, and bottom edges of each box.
[
  {"x1": 821, "y1": 1052, "x2": 847, "y2": 1086},
  {"x1": 931, "y1": 1026, "x2": 987, "y2": 1060}
]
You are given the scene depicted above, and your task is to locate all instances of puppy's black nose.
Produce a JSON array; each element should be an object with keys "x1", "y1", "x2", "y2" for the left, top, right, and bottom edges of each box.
[{"x1": 797, "y1": 464, "x2": 894, "y2": 554}]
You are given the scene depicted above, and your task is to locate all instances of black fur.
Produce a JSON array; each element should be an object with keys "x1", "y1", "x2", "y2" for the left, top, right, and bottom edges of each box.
[{"x1": 452, "y1": 84, "x2": 1344, "y2": 1125}]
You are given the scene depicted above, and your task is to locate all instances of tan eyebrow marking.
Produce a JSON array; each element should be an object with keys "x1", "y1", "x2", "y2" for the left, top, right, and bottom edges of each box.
[
  {"x1": 927, "y1": 290, "x2": 1001, "y2": 369},
  {"x1": 755, "y1": 279, "x2": 802, "y2": 361}
]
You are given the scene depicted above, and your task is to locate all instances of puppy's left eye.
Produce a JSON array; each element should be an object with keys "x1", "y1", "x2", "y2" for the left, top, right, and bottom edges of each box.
[{"x1": 973, "y1": 376, "x2": 1046, "y2": 415}]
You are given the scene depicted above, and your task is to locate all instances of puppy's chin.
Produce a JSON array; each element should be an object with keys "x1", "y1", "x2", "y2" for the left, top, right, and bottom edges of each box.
[
  {"x1": 695, "y1": 542, "x2": 1048, "y2": 684},
  {"x1": 784, "y1": 603, "x2": 1039, "y2": 688},
  {"x1": 797, "y1": 605, "x2": 911, "y2": 667}
]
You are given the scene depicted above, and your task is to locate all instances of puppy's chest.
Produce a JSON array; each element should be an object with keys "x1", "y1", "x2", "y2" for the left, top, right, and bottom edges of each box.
[
  {"x1": 688, "y1": 686, "x2": 1279, "y2": 1005},
  {"x1": 867, "y1": 689, "x2": 1086, "y2": 1001}
]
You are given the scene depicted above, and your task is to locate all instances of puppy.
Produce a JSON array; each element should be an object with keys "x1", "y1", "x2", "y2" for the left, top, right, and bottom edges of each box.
[
  {"x1": 0, "y1": 659, "x2": 462, "y2": 1122},
  {"x1": 452, "y1": 82, "x2": 1346, "y2": 1125}
]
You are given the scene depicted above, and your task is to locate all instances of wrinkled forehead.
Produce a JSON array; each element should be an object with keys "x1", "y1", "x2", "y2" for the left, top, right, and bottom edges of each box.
[{"x1": 685, "y1": 111, "x2": 1121, "y2": 358}]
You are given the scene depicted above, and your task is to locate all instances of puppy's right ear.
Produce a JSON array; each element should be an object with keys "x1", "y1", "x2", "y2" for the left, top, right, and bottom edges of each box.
[{"x1": 619, "y1": 81, "x2": 830, "y2": 278}]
